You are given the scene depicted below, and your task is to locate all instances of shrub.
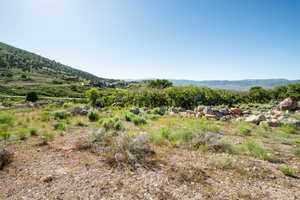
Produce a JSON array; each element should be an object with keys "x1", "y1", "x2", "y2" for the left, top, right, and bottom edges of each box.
[
  {"x1": 87, "y1": 110, "x2": 100, "y2": 122},
  {"x1": 75, "y1": 120, "x2": 86, "y2": 127},
  {"x1": 292, "y1": 145, "x2": 300, "y2": 158},
  {"x1": 29, "y1": 128, "x2": 38, "y2": 136},
  {"x1": 0, "y1": 131, "x2": 11, "y2": 141},
  {"x1": 53, "y1": 122, "x2": 67, "y2": 131},
  {"x1": 198, "y1": 119, "x2": 220, "y2": 133},
  {"x1": 40, "y1": 132, "x2": 54, "y2": 145},
  {"x1": 212, "y1": 155, "x2": 235, "y2": 169},
  {"x1": 0, "y1": 113, "x2": 15, "y2": 129},
  {"x1": 151, "y1": 107, "x2": 166, "y2": 115},
  {"x1": 18, "y1": 129, "x2": 28, "y2": 140},
  {"x1": 125, "y1": 112, "x2": 147, "y2": 126},
  {"x1": 235, "y1": 126, "x2": 252, "y2": 136},
  {"x1": 54, "y1": 110, "x2": 69, "y2": 120},
  {"x1": 39, "y1": 111, "x2": 51, "y2": 121},
  {"x1": 25, "y1": 92, "x2": 38, "y2": 102},
  {"x1": 280, "y1": 166, "x2": 296, "y2": 177},
  {"x1": 277, "y1": 124, "x2": 297, "y2": 135},
  {"x1": 101, "y1": 117, "x2": 124, "y2": 131},
  {"x1": 244, "y1": 140, "x2": 269, "y2": 160},
  {"x1": 86, "y1": 88, "x2": 100, "y2": 106}
]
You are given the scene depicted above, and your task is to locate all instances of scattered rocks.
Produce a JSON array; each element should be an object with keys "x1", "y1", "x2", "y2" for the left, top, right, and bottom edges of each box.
[
  {"x1": 130, "y1": 107, "x2": 140, "y2": 115},
  {"x1": 245, "y1": 114, "x2": 266, "y2": 124},
  {"x1": 229, "y1": 108, "x2": 243, "y2": 115},
  {"x1": 277, "y1": 97, "x2": 298, "y2": 111},
  {"x1": 260, "y1": 119, "x2": 281, "y2": 127},
  {"x1": 72, "y1": 106, "x2": 90, "y2": 115},
  {"x1": 0, "y1": 148, "x2": 13, "y2": 170}
]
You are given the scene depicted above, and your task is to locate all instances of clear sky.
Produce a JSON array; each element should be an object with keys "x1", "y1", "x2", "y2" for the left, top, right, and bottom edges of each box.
[{"x1": 0, "y1": 0, "x2": 299, "y2": 80}]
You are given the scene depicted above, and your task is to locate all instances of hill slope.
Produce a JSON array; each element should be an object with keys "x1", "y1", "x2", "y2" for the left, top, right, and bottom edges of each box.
[{"x1": 0, "y1": 42, "x2": 115, "y2": 85}]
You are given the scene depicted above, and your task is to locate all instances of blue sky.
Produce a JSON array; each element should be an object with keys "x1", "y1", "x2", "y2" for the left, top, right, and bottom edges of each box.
[{"x1": 1, "y1": 0, "x2": 299, "y2": 80}]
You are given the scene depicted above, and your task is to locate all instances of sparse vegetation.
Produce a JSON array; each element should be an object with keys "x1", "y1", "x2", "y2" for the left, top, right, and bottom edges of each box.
[{"x1": 87, "y1": 110, "x2": 100, "y2": 122}]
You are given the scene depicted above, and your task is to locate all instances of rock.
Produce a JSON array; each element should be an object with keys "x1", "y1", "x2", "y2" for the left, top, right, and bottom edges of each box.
[
  {"x1": 111, "y1": 102, "x2": 124, "y2": 107},
  {"x1": 169, "y1": 107, "x2": 178, "y2": 113},
  {"x1": 220, "y1": 115, "x2": 231, "y2": 121},
  {"x1": 203, "y1": 107, "x2": 224, "y2": 119},
  {"x1": 242, "y1": 110, "x2": 251, "y2": 115},
  {"x1": 169, "y1": 112, "x2": 177, "y2": 116},
  {"x1": 0, "y1": 148, "x2": 13, "y2": 170},
  {"x1": 245, "y1": 114, "x2": 266, "y2": 124},
  {"x1": 277, "y1": 97, "x2": 298, "y2": 111},
  {"x1": 229, "y1": 108, "x2": 242, "y2": 115},
  {"x1": 195, "y1": 112, "x2": 202, "y2": 118},
  {"x1": 140, "y1": 107, "x2": 150, "y2": 114},
  {"x1": 279, "y1": 118, "x2": 300, "y2": 127},
  {"x1": 205, "y1": 114, "x2": 219, "y2": 120},
  {"x1": 72, "y1": 106, "x2": 90, "y2": 115},
  {"x1": 131, "y1": 132, "x2": 150, "y2": 152},
  {"x1": 260, "y1": 119, "x2": 281, "y2": 127},
  {"x1": 191, "y1": 132, "x2": 222, "y2": 149},
  {"x1": 195, "y1": 106, "x2": 205, "y2": 113},
  {"x1": 130, "y1": 107, "x2": 140, "y2": 115},
  {"x1": 219, "y1": 109, "x2": 230, "y2": 116}
]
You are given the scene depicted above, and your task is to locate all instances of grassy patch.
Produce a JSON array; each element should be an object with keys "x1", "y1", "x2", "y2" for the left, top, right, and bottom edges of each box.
[{"x1": 244, "y1": 139, "x2": 270, "y2": 160}]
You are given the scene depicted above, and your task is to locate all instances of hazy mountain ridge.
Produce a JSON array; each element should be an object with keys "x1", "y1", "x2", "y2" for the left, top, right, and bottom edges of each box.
[{"x1": 127, "y1": 78, "x2": 300, "y2": 91}]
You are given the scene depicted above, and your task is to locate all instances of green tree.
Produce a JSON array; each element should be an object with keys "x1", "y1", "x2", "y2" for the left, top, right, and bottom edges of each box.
[
  {"x1": 26, "y1": 92, "x2": 38, "y2": 102},
  {"x1": 148, "y1": 79, "x2": 173, "y2": 89},
  {"x1": 248, "y1": 86, "x2": 270, "y2": 103},
  {"x1": 85, "y1": 88, "x2": 100, "y2": 106}
]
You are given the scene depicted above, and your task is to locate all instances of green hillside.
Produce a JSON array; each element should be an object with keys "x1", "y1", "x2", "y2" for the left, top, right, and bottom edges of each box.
[{"x1": 0, "y1": 42, "x2": 116, "y2": 85}]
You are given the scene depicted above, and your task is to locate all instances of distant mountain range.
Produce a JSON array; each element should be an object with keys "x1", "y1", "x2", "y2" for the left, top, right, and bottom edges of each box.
[{"x1": 128, "y1": 79, "x2": 300, "y2": 91}]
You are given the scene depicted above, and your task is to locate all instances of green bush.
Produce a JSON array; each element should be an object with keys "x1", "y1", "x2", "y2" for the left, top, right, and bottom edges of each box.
[
  {"x1": 125, "y1": 112, "x2": 147, "y2": 126},
  {"x1": 53, "y1": 122, "x2": 67, "y2": 131},
  {"x1": 29, "y1": 128, "x2": 38, "y2": 136},
  {"x1": 40, "y1": 132, "x2": 54, "y2": 145},
  {"x1": 0, "y1": 131, "x2": 11, "y2": 141},
  {"x1": 101, "y1": 117, "x2": 124, "y2": 131},
  {"x1": 25, "y1": 92, "x2": 38, "y2": 102},
  {"x1": 54, "y1": 110, "x2": 69, "y2": 120},
  {"x1": 244, "y1": 140, "x2": 269, "y2": 160},
  {"x1": 280, "y1": 166, "x2": 296, "y2": 177},
  {"x1": 0, "y1": 113, "x2": 15, "y2": 128},
  {"x1": 75, "y1": 120, "x2": 86, "y2": 127},
  {"x1": 235, "y1": 126, "x2": 252, "y2": 136},
  {"x1": 87, "y1": 110, "x2": 100, "y2": 122}
]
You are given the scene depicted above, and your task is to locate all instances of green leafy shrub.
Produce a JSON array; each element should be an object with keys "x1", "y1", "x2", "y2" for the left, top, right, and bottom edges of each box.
[
  {"x1": 0, "y1": 131, "x2": 11, "y2": 141},
  {"x1": 25, "y1": 92, "x2": 38, "y2": 102},
  {"x1": 151, "y1": 107, "x2": 166, "y2": 115},
  {"x1": 0, "y1": 113, "x2": 15, "y2": 129},
  {"x1": 54, "y1": 110, "x2": 69, "y2": 120},
  {"x1": 29, "y1": 128, "x2": 38, "y2": 136},
  {"x1": 244, "y1": 140, "x2": 269, "y2": 160},
  {"x1": 87, "y1": 110, "x2": 100, "y2": 122},
  {"x1": 53, "y1": 122, "x2": 67, "y2": 131},
  {"x1": 101, "y1": 117, "x2": 124, "y2": 131},
  {"x1": 75, "y1": 120, "x2": 86, "y2": 127},
  {"x1": 18, "y1": 129, "x2": 28, "y2": 140},
  {"x1": 125, "y1": 112, "x2": 147, "y2": 126},
  {"x1": 40, "y1": 132, "x2": 54, "y2": 145},
  {"x1": 280, "y1": 166, "x2": 296, "y2": 177}
]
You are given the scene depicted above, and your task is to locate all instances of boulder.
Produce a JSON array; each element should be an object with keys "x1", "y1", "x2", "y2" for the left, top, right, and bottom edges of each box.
[
  {"x1": 220, "y1": 115, "x2": 231, "y2": 121},
  {"x1": 72, "y1": 106, "x2": 90, "y2": 115},
  {"x1": 203, "y1": 106, "x2": 224, "y2": 119},
  {"x1": 0, "y1": 148, "x2": 13, "y2": 170},
  {"x1": 191, "y1": 132, "x2": 222, "y2": 149},
  {"x1": 242, "y1": 110, "x2": 252, "y2": 115},
  {"x1": 260, "y1": 119, "x2": 281, "y2": 127},
  {"x1": 230, "y1": 108, "x2": 242, "y2": 115},
  {"x1": 130, "y1": 107, "x2": 140, "y2": 115},
  {"x1": 277, "y1": 97, "x2": 298, "y2": 111},
  {"x1": 111, "y1": 102, "x2": 124, "y2": 107},
  {"x1": 169, "y1": 107, "x2": 179, "y2": 113},
  {"x1": 245, "y1": 114, "x2": 266, "y2": 124},
  {"x1": 219, "y1": 108, "x2": 230, "y2": 116},
  {"x1": 195, "y1": 106, "x2": 205, "y2": 113},
  {"x1": 279, "y1": 118, "x2": 300, "y2": 127}
]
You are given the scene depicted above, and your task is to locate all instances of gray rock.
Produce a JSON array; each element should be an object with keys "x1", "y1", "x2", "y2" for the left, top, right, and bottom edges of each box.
[
  {"x1": 72, "y1": 106, "x2": 90, "y2": 115},
  {"x1": 169, "y1": 107, "x2": 178, "y2": 113},
  {"x1": 245, "y1": 114, "x2": 266, "y2": 124},
  {"x1": 277, "y1": 97, "x2": 298, "y2": 111},
  {"x1": 130, "y1": 107, "x2": 140, "y2": 115},
  {"x1": 260, "y1": 119, "x2": 281, "y2": 127},
  {"x1": 219, "y1": 109, "x2": 230, "y2": 116},
  {"x1": 0, "y1": 148, "x2": 13, "y2": 170},
  {"x1": 220, "y1": 115, "x2": 231, "y2": 121}
]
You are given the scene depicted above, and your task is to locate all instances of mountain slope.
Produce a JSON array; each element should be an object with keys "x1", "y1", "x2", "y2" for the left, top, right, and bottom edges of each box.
[{"x1": 0, "y1": 42, "x2": 115, "y2": 85}]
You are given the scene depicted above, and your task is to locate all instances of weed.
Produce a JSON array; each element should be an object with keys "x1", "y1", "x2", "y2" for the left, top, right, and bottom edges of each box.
[
  {"x1": 87, "y1": 110, "x2": 100, "y2": 122},
  {"x1": 29, "y1": 128, "x2": 38, "y2": 136},
  {"x1": 18, "y1": 129, "x2": 28, "y2": 140},
  {"x1": 75, "y1": 120, "x2": 86, "y2": 127},
  {"x1": 40, "y1": 132, "x2": 54, "y2": 145},
  {"x1": 54, "y1": 110, "x2": 69, "y2": 120},
  {"x1": 125, "y1": 112, "x2": 147, "y2": 126},
  {"x1": 244, "y1": 140, "x2": 269, "y2": 160},
  {"x1": 0, "y1": 131, "x2": 11, "y2": 142},
  {"x1": 101, "y1": 117, "x2": 124, "y2": 131},
  {"x1": 53, "y1": 122, "x2": 67, "y2": 131},
  {"x1": 292, "y1": 145, "x2": 300, "y2": 158},
  {"x1": 280, "y1": 166, "x2": 296, "y2": 177}
]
